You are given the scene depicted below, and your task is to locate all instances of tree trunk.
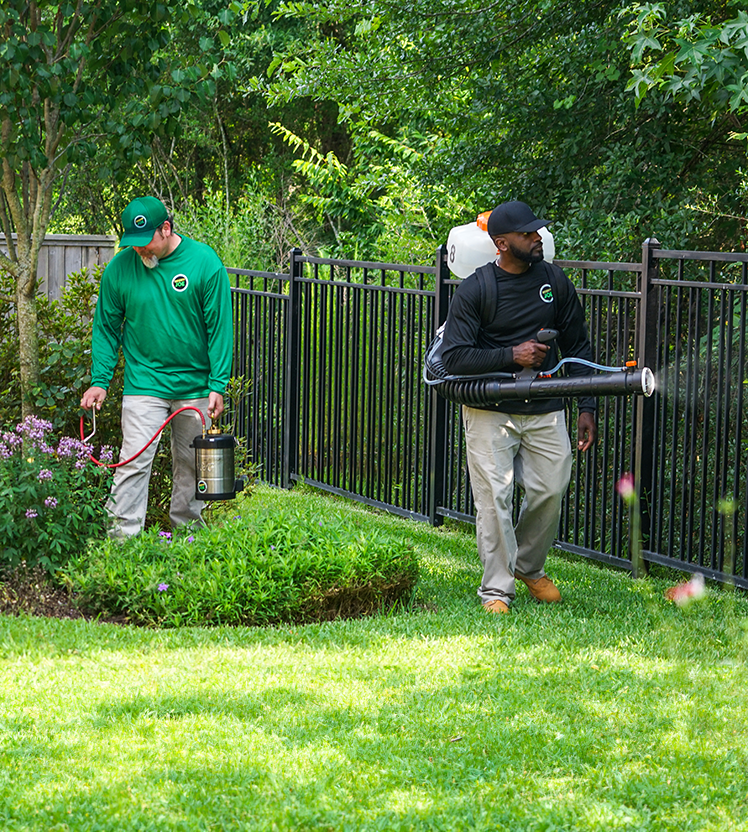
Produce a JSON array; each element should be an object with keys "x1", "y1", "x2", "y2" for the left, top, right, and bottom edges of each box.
[{"x1": 16, "y1": 259, "x2": 40, "y2": 419}]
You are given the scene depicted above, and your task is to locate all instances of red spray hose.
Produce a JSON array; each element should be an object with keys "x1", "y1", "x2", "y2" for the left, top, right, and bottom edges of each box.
[{"x1": 80, "y1": 406, "x2": 206, "y2": 468}]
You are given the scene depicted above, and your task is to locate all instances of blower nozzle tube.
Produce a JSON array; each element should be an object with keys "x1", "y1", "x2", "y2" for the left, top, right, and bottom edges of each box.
[{"x1": 436, "y1": 367, "x2": 655, "y2": 408}]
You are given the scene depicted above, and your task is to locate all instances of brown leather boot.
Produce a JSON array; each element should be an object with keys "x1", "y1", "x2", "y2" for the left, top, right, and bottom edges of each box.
[
  {"x1": 515, "y1": 573, "x2": 562, "y2": 603},
  {"x1": 482, "y1": 598, "x2": 510, "y2": 614}
]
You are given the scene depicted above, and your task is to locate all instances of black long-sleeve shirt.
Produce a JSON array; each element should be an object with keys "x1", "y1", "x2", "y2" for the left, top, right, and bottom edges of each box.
[{"x1": 440, "y1": 260, "x2": 596, "y2": 414}]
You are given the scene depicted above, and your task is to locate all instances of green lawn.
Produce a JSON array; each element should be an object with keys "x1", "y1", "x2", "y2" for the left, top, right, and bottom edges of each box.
[{"x1": 2, "y1": 485, "x2": 747, "y2": 832}]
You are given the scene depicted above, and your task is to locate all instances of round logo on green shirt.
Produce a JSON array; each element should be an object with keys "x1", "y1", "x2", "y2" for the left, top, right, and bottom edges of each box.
[{"x1": 172, "y1": 274, "x2": 189, "y2": 292}]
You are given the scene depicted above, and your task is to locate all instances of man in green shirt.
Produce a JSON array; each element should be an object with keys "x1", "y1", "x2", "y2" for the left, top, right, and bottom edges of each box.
[{"x1": 80, "y1": 196, "x2": 233, "y2": 536}]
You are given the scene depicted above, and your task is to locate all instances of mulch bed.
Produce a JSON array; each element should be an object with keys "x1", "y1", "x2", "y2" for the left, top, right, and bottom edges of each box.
[{"x1": 1, "y1": 567, "x2": 93, "y2": 621}]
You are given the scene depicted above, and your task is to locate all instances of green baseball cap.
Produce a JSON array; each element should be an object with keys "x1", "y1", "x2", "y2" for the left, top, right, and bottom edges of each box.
[{"x1": 120, "y1": 197, "x2": 169, "y2": 247}]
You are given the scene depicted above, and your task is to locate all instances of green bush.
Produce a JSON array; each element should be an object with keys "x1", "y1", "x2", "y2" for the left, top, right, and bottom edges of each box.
[
  {"x1": 64, "y1": 497, "x2": 419, "y2": 627},
  {"x1": 0, "y1": 415, "x2": 113, "y2": 572}
]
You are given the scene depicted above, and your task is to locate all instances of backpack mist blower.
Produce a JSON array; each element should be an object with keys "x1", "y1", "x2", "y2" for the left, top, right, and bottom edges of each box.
[
  {"x1": 424, "y1": 328, "x2": 656, "y2": 406},
  {"x1": 80, "y1": 406, "x2": 245, "y2": 501}
]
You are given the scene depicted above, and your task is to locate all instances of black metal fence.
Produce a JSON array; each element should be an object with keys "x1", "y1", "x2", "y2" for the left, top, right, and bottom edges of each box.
[{"x1": 228, "y1": 240, "x2": 748, "y2": 590}]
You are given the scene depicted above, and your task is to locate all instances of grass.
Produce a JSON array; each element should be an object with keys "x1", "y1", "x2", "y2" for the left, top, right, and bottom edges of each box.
[{"x1": 1, "y1": 484, "x2": 747, "y2": 831}]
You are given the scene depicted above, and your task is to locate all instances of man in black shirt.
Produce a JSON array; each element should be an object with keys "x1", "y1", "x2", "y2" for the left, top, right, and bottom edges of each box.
[{"x1": 441, "y1": 201, "x2": 596, "y2": 613}]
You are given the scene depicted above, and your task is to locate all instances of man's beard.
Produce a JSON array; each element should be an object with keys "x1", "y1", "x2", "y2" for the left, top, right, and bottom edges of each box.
[
  {"x1": 509, "y1": 243, "x2": 544, "y2": 265},
  {"x1": 139, "y1": 253, "x2": 159, "y2": 269}
]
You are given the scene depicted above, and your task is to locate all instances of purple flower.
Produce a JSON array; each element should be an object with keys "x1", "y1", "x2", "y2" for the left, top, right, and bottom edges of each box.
[
  {"x1": 186, "y1": 535, "x2": 195, "y2": 543},
  {"x1": 56, "y1": 436, "x2": 93, "y2": 461},
  {"x1": 157, "y1": 583, "x2": 169, "y2": 592},
  {"x1": 99, "y1": 445, "x2": 114, "y2": 464},
  {"x1": 2, "y1": 432, "x2": 21, "y2": 449},
  {"x1": 44, "y1": 496, "x2": 58, "y2": 508},
  {"x1": 38, "y1": 469, "x2": 53, "y2": 481},
  {"x1": 159, "y1": 531, "x2": 172, "y2": 539},
  {"x1": 25, "y1": 508, "x2": 38, "y2": 519},
  {"x1": 17, "y1": 416, "x2": 53, "y2": 444}
]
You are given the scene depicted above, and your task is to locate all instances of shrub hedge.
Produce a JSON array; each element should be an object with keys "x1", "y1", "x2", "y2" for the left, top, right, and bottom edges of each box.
[{"x1": 64, "y1": 495, "x2": 419, "y2": 627}]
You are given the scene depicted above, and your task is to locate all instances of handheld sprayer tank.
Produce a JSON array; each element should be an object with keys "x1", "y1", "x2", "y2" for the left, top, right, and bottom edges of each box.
[{"x1": 191, "y1": 424, "x2": 244, "y2": 501}]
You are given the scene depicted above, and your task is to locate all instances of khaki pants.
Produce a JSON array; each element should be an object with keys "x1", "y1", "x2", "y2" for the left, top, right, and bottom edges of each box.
[
  {"x1": 463, "y1": 407, "x2": 571, "y2": 605},
  {"x1": 107, "y1": 395, "x2": 211, "y2": 538}
]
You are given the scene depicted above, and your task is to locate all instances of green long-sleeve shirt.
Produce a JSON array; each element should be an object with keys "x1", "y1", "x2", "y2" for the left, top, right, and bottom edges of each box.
[{"x1": 91, "y1": 237, "x2": 233, "y2": 398}]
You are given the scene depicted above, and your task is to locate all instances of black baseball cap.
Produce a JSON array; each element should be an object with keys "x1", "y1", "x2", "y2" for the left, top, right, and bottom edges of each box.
[{"x1": 487, "y1": 201, "x2": 550, "y2": 237}]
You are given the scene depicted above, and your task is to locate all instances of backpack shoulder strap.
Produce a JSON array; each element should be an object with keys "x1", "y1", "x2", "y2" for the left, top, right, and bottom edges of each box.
[{"x1": 474, "y1": 263, "x2": 498, "y2": 330}]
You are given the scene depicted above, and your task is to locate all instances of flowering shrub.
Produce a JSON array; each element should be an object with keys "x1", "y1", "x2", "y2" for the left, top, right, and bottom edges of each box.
[{"x1": 0, "y1": 416, "x2": 113, "y2": 572}]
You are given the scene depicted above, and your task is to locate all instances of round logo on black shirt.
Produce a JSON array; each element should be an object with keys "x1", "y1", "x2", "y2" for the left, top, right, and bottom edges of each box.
[{"x1": 539, "y1": 283, "x2": 554, "y2": 303}]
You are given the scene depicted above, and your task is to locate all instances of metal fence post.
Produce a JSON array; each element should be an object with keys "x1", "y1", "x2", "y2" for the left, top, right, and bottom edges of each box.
[
  {"x1": 428, "y1": 245, "x2": 450, "y2": 526},
  {"x1": 283, "y1": 248, "x2": 303, "y2": 490},
  {"x1": 633, "y1": 237, "x2": 660, "y2": 576}
]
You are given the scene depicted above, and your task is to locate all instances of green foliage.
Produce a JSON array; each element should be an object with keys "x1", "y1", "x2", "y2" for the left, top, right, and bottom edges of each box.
[
  {"x1": 175, "y1": 185, "x2": 287, "y2": 272},
  {"x1": 0, "y1": 0, "x2": 224, "y2": 186},
  {"x1": 0, "y1": 265, "x2": 128, "y2": 451},
  {"x1": 0, "y1": 415, "x2": 112, "y2": 573},
  {"x1": 258, "y1": 0, "x2": 748, "y2": 259},
  {"x1": 269, "y1": 121, "x2": 452, "y2": 263},
  {"x1": 625, "y1": 4, "x2": 748, "y2": 115},
  {"x1": 0, "y1": 264, "x2": 122, "y2": 436},
  {"x1": 65, "y1": 495, "x2": 419, "y2": 626}
]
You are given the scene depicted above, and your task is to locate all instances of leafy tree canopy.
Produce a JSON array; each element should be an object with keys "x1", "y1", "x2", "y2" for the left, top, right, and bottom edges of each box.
[
  {"x1": 626, "y1": 2, "x2": 748, "y2": 119},
  {"x1": 260, "y1": 0, "x2": 748, "y2": 258}
]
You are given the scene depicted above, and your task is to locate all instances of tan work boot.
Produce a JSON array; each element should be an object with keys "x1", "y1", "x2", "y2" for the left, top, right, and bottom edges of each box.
[
  {"x1": 482, "y1": 598, "x2": 510, "y2": 614},
  {"x1": 515, "y1": 573, "x2": 562, "y2": 603}
]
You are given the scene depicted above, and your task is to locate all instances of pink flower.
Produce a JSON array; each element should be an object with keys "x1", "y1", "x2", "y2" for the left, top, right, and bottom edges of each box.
[
  {"x1": 665, "y1": 573, "x2": 705, "y2": 607},
  {"x1": 616, "y1": 472, "x2": 637, "y2": 504},
  {"x1": 157, "y1": 583, "x2": 169, "y2": 592}
]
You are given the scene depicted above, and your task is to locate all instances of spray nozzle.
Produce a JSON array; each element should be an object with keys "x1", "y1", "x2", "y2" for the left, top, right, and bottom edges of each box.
[{"x1": 537, "y1": 328, "x2": 558, "y2": 344}]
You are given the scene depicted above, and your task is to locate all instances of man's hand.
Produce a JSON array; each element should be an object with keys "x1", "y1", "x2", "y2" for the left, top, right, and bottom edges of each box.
[
  {"x1": 208, "y1": 392, "x2": 225, "y2": 421},
  {"x1": 81, "y1": 386, "x2": 107, "y2": 410},
  {"x1": 512, "y1": 340, "x2": 549, "y2": 369},
  {"x1": 577, "y1": 411, "x2": 597, "y2": 452}
]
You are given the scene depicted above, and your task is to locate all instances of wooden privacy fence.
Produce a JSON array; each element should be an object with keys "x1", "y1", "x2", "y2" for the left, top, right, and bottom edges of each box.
[
  {"x1": 0, "y1": 233, "x2": 117, "y2": 300},
  {"x1": 227, "y1": 240, "x2": 748, "y2": 591}
]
